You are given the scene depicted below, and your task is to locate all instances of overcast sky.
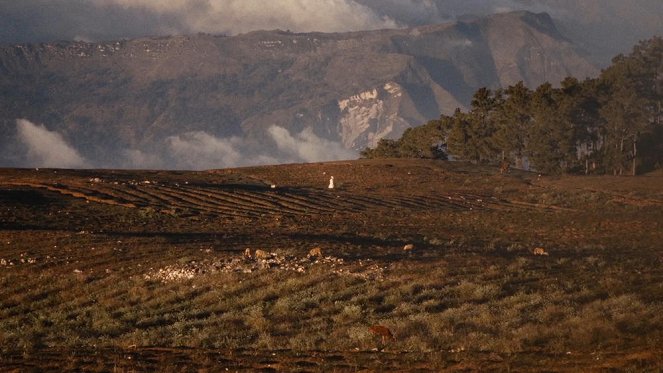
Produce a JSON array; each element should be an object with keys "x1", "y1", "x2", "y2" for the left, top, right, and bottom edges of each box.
[
  {"x1": 2, "y1": 1, "x2": 661, "y2": 169},
  {"x1": 0, "y1": 0, "x2": 661, "y2": 62}
]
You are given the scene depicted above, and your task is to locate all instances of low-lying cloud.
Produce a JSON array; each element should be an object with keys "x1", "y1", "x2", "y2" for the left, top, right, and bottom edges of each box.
[
  {"x1": 12, "y1": 119, "x2": 356, "y2": 170},
  {"x1": 268, "y1": 126, "x2": 355, "y2": 163},
  {"x1": 16, "y1": 119, "x2": 88, "y2": 168},
  {"x1": 165, "y1": 131, "x2": 277, "y2": 170},
  {"x1": 165, "y1": 126, "x2": 356, "y2": 170}
]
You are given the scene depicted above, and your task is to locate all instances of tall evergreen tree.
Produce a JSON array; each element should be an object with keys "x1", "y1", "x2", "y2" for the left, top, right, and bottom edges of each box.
[
  {"x1": 599, "y1": 37, "x2": 662, "y2": 175},
  {"x1": 493, "y1": 82, "x2": 532, "y2": 168},
  {"x1": 599, "y1": 79, "x2": 649, "y2": 175},
  {"x1": 398, "y1": 119, "x2": 447, "y2": 159},
  {"x1": 446, "y1": 109, "x2": 476, "y2": 161},
  {"x1": 527, "y1": 83, "x2": 577, "y2": 174},
  {"x1": 468, "y1": 87, "x2": 502, "y2": 163}
]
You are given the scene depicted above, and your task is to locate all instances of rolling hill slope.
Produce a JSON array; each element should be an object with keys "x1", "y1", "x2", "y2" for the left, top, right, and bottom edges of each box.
[{"x1": 0, "y1": 11, "x2": 597, "y2": 168}]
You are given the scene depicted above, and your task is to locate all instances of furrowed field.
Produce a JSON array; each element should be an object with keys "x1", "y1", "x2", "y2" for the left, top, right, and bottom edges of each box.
[{"x1": 1, "y1": 159, "x2": 662, "y2": 371}]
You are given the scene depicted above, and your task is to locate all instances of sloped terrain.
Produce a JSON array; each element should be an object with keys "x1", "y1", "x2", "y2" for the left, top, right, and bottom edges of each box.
[
  {"x1": 1, "y1": 159, "x2": 662, "y2": 371},
  {"x1": 0, "y1": 11, "x2": 597, "y2": 168}
]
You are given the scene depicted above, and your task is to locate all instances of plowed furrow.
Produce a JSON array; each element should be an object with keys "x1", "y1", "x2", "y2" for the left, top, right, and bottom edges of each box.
[
  {"x1": 265, "y1": 192, "x2": 339, "y2": 213},
  {"x1": 390, "y1": 196, "x2": 434, "y2": 209},
  {"x1": 159, "y1": 186, "x2": 287, "y2": 215},
  {"x1": 82, "y1": 185, "x2": 154, "y2": 207},
  {"x1": 404, "y1": 196, "x2": 456, "y2": 210},
  {"x1": 288, "y1": 191, "x2": 365, "y2": 212},
  {"x1": 198, "y1": 188, "x2": 287, "y2": 210},
  {"x1": 159, "y1": 186, "x2": 265, "y2": 212},
  {"x1": 451, "y1": 193, "x2": 533, "y2": 211},
  {"x1": 67, "y1": 184, "x2": 142, "y2": 206},
  {"x1": 124, "y1": 185, "x2": 191, "y2": 209},
  {"x1": 155, "y1": 187, "x2": 269, "y2": 217},
  {"x1": 340, "y1": 195, "x2": 404, "y2": 210},
  {"x1": 414, "y1": 195, "x2": 458, "y2": 209},
  {"x1": 216, "y1": 188, "x2": 336, "y2": 214},
  {"x1": 194, "y1": 188, "x2": 313, "y2": 215},
  {"x1": 6, "y1": 182, "x2": 136, "y2": 208},
  {"x1": 128, "y1": 186, "x2": 229, "y2": 215}
]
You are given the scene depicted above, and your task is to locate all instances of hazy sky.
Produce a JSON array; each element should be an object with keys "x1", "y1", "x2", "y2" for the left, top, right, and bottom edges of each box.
[
  {"x1": 2, "y1": 0, "x2": 661, "y2": 169},
  {"x1": 1, "y1": 0, "x2": 661, "y2": 64}
]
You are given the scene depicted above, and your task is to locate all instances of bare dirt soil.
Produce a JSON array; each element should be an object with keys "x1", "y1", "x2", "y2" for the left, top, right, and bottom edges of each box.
[{"x1": 1, "y1": 159, "x2": 662, "y2": 371}]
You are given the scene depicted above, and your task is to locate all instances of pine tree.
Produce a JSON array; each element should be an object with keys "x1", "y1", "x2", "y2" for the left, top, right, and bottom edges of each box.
[
  {"x1": 398, "y1": 119, "x2": 447, "y2": 159},
  {"x1": 598, "y1": 37, "x2": 662, "y2": 175},
  {"x1": 493, "y1": 82, "x2": 532, "y2": 168},
  {"x1": 360, "y1": 138, "x2": 400, "y2": 159},
  {"x1": 446, "y1": 109, "x2": 477, "y2": 161},
  {"x1": 468, "y1": 87, "x2": 502, "y2": 163},
  {"x1": 527, "y1": 83, "x2": 577, "y2": 174},
  {"x1": 599, "y1": 80, "x2": 649, "y2": 175}
]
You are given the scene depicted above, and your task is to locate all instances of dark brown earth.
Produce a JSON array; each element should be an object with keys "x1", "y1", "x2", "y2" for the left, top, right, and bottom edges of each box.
[{"x1": 1, "y1": 159, "x2": 662, "y2": 371}]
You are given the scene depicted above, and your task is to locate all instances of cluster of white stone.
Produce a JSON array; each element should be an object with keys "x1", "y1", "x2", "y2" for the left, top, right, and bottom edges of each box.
[
  {"x1": 143, "y1": 249, "x2": 389, "y2": 283},
  {"x1": 0, "y1": 252, "x2": 39, "y2": 266},
  {"x1": 143, "y1": 265, "x2": 197, "y2": 282}
]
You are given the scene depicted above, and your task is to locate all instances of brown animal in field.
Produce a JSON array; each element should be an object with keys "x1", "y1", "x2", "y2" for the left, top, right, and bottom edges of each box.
[
  {"x1": 308, "y1": 247, "x2": 323, "y2": 258},
  {"x1": 403, "y1": 243, "x2": 414, "y2": 253},
  {"x1": 254, "y1": 249, "x2": 270, "y2": 259},
  {"x1": 499, "y1": 160, "x2": 510, "y2": 174},
  {"x1": 243, "y1": 248, "x2": 252, "y2": 260},
  {"x1": 369, "y1": 325, "x2": 395, "y2": 344},
  {"x1": 533, "y1": 247, "x2": 549, "y2": 256}
]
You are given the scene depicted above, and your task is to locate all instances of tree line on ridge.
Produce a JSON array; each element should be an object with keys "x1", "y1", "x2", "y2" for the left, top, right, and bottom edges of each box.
[{"x1": 361, "y1": 37, "x2": 663, "y2": 175}]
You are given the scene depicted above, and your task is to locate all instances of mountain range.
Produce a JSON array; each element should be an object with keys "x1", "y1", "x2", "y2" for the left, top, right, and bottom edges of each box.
[{"x1": 1, "y1": 11, "x2": 598, "y2": 169}]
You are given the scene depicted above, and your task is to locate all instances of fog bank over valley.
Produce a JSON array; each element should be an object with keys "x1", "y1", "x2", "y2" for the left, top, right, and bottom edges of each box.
[{"x1": 11, "y1": 119, "x2": 356, "y2": 170}]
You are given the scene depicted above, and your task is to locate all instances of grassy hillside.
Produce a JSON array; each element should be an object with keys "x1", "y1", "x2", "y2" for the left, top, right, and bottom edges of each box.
[{"x1": 1, "y1": 159, "x2": 662, "y2": 370}]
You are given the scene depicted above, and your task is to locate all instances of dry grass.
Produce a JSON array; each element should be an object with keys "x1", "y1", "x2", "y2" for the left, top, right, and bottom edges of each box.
[{"x1": 0, "y1": 160, "x2": 662, "y2": 370}]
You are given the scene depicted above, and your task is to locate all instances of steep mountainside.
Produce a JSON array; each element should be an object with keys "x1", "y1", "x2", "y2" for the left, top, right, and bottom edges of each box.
[{"x1": 0, "y1": 11, "x2": 597, "y2": 169}]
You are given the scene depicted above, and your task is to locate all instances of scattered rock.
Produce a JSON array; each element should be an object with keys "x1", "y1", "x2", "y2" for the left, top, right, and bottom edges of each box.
[
  {"x1": 143, "y1": 250, "x2": 387, "y2": 283},
  {"x1": 403, "y1": 244, "x2": 414, "y2": 252},
  {"x1": 144, "y1": 265, "x2": 195, "y2": 282}
]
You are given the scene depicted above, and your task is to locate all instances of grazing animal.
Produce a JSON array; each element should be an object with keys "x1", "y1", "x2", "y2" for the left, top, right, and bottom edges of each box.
[
  {"x1": 328, "y1": 176, "x2": 335, "y2": 189},
  {"x1": 533, "y1": 247, "x2": 549, "y2": 256},
  {"x1": 403, "y1": 243, "x2": 414, "y2": 252},
  {"x1": 243, "y1": 248, "x2": 252, "y2": 260},
  {"x1": 308, "y1": 247, "x2": 323, "y2": 258},
  {"x1": 499, "y1": 160, "x2": 510, "y2": 174},
  {"x1": 369, "y1": 325, "x2": 395, "y2": 344},
  {"x1": 254, "y1": 249, "x2": 270, "y2": 259}
]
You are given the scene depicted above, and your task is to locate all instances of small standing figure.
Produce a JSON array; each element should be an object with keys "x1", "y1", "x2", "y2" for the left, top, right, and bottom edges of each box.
[
  {"x1": 328, "y1": 176, "x2": 335, "y2": 189},
  {"x1": 499, "y1": 160, "x2": 510, "y2": 174}
]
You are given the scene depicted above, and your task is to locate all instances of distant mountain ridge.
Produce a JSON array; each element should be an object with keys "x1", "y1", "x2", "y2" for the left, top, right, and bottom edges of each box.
[{"x1": 0, "y1": 11, "x2": 597, "y2": 169}]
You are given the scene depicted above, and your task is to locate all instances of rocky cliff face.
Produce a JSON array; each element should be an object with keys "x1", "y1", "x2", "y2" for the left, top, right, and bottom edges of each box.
[{"x1": 0, "y1": 11, "x2": 597, "y2": 168}]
